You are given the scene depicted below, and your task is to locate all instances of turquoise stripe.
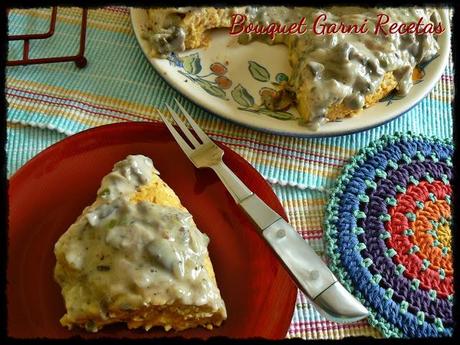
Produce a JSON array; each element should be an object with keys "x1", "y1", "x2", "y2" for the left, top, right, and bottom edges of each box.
[
  {"x1": 8, "y1": 110, "x2": 90, "y2": 135},
  {"x1": 8, "y1": 10, "x2": 58, "y2": 35},
  {"x1": 7, "y1": 10, "x2": 181, "y2": 105},
  {"x1": 8, "y1": 10, "x2": 82, "y2": 61},
  {"x1": 7, "y1": 125, "x2": 66, "y2": 177},
  {"x1": 7, "y1": 96, "x2": 452, "y2": 189}
]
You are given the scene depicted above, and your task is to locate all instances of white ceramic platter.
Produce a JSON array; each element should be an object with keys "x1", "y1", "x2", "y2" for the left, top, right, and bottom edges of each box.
[{"x1": 131, "y1": 8, "x2": 450, "y2": 137}]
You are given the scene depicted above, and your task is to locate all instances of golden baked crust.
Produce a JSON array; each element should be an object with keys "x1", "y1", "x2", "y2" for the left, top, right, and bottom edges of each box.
[
  {"x1": 146, "y1": 7, "x2": 245, "y2": 54},
  {"x1": 54, "y1": 155, "x2": 226, "y2": 333},
  {"x1": 131, "y1": 173, "x2": 185, "y2": 209}
]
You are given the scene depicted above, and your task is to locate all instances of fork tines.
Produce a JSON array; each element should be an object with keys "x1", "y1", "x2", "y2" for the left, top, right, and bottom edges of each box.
[{"x1": 156, "y1": 98, "x2": 210, "y2": 151}]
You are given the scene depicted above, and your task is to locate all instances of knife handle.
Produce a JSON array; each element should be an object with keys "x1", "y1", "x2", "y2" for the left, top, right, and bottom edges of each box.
[{"x1": 240, "y1": 194, "x2": 369, "y2": 323}]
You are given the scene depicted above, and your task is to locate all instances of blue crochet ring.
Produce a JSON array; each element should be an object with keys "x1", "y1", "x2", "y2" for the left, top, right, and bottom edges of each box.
[{"x1": 324, "y1": 132, "x2": 453, "y2": 338}]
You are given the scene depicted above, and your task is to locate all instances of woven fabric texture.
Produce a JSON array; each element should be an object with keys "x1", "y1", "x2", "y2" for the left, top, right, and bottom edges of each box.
[{"x1": 6, "y1": 7, "x2": 453, "y2": 190}]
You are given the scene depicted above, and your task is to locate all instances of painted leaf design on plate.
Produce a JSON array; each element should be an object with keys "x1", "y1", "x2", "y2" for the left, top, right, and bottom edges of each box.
[
  {"x1": 196, "y1": 79, "x2": 227, "y2": 99},
  {"x1": 182, "y1": 53, "x2": 202, "y2": 74},
  {"x1": 258, "y1": 108, "x2": 294, "y2": 120},
  {"x1": 167, "y1": 52, "x2": 184, "y2": 68},
  {"x1": 275, "y1": 72, "x2": 289, "y2": 83},
  {"x1": 248, "y1": 61, "x2": 270, "y2": 82},
  {"x1": 231, "y1": 84, "x2": 254, "y2": 107}
]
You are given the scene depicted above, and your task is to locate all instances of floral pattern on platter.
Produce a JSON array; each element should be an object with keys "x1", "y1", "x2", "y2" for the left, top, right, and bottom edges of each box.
[
  {"x1": 232, "y1": 61, "x2": 294, "y2": 120},
  {"x1": 168, "y1": 52, "x2": 296, "y2": 121},
  {"x1": 169, "y1": 51, "x2": 438, "y2": 119},
  {"x1": 168, "y1": 52, "x2": 229, "y2": 100}
]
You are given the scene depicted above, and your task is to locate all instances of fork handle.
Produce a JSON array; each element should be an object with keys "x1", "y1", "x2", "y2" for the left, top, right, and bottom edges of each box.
[
  {"x1": 211, "y1": 162, "x2": 254, "y2": 203},
  {"x1": 240, "y1": 193, "x2": 369, "y2": 323},
  {"x1": 211, "y1": 162, "x2": 368, "y2": 323}
]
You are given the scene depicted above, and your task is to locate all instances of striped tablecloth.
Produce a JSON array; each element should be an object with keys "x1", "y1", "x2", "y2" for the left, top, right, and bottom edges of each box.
[{"x1": 6, "y1": 7, "x2": 453, "y2": 339}]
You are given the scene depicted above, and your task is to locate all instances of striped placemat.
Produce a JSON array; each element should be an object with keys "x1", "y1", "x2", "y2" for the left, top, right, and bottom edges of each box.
[
  {"x1": 7, "y1": 7, "x2": 453, "y2": 191},
  {"x1": 6, "y1": 6, "x2": 453, "y2": 339}
]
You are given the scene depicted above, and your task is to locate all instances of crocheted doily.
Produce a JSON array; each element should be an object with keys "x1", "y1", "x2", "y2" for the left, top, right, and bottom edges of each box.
[{"x1": 325, "y1": 133, "x2": 453, "y2": 337}]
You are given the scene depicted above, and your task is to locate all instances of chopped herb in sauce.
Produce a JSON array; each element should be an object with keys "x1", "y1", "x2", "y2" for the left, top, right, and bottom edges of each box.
[
  {"x1": 99, "y1": 188, "x2": 110, "y2": 198},
  {"x1": 106, "y1": 219, "x2": 117, "y2": 229}
]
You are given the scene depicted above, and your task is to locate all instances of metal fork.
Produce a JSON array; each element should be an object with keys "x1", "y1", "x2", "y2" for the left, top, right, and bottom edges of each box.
[
  {"x1": 157, "y1": 99, "x2": 369, "y2": 323},
  {"x1": 157, "y1": 100, "x2": 256, "y2": 207}
]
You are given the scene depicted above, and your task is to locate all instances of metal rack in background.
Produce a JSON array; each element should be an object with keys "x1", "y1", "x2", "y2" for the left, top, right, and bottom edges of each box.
[{"x1": 7, "y1": 7, "x2": 88, "y2": 68}]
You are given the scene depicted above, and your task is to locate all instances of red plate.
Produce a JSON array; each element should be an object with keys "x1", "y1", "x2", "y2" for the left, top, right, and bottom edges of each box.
[{"x1": 8, "y1": 122, "x2": 297, "y2": 339}]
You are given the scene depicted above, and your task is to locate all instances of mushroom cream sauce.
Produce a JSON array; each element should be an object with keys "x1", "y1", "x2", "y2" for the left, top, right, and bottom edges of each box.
[
  {"x1": 147, "y1": 7, "x2": 441, "y2": 128},
  {"x1": 54, "y1": 155, "x2": 225, "y2": 331}
]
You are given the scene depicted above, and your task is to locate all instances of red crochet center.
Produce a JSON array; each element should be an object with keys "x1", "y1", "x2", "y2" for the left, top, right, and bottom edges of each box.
[{"x1": 385, "y1": 180, "x2": 453, "y2": 298}]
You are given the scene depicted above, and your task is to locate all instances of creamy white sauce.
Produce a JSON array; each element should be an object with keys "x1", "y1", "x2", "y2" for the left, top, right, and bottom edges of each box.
[
  {"x1": 74, "y1": 199, "x2": 217, "y2": 306},
  {"x1": 96, "y1": 155, "x2": 158, "y2": 201},
  {"x1": 55, "y1": 155, "x2": 225, "y2": 329},
  {"x1": 241, "y1": 7, "x2": 440, "y2": 123}
]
